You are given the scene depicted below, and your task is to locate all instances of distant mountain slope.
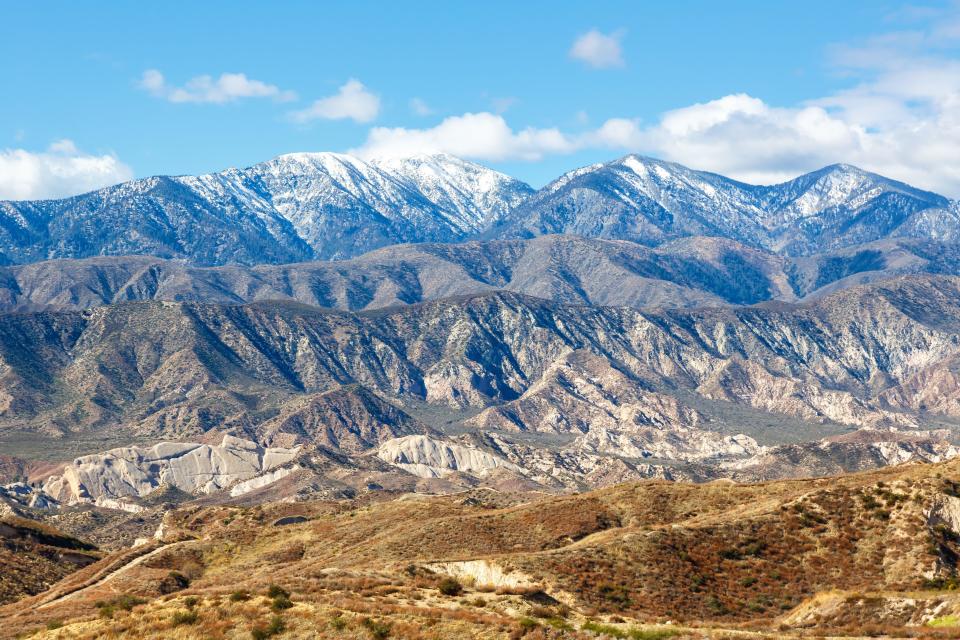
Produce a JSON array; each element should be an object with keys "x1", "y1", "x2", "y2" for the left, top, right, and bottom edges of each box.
[
  {"x1": 0, "y1": 235, "x2": 957, "y2": 313},
  {"x1": 491, "y1": 155, "x2": 956, "y2": 255},
  {"x1": 0, "y1": 153, "x2": 532, "y2": 264},
  {"x1": 1, "y1": 276, "x2": 960, "y2": 455},
  {"x1": 1, "y1": 152, "x2": 957, "y2": 265}
]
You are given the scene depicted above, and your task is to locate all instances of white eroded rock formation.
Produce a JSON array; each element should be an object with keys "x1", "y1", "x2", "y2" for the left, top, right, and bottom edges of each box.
[
  {"x1": 376, "y1": 435, "x2": 521, "y2": 479},
  {"x1": 42, "y1": 436, "x2": 299, "y2": 506}
]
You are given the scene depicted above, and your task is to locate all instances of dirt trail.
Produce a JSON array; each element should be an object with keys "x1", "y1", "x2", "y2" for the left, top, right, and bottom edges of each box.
[{"x1": 34, "y1": 541, "x2": 184, "y2": 610}]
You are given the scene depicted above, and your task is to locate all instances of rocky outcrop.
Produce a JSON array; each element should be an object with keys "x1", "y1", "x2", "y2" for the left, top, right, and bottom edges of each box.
[
  {"x1": 41, "y1": 436, "x2": 299, "y2": 506},
  {"x1": 427, "y1": 560, "x2": 536, "y2": 590},
  {"x1": 376, "y1": 435, "x2": 521, "y2": 479},
  {"x1": 720, "y1": 429, "x2": 960, "y2": 481}
]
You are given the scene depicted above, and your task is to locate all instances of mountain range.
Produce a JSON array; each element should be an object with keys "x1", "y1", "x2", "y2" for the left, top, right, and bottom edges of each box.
[
  {"x1": 2, "y1": 153, "x2": 959, "y2": 265},
  {"x1": 0, "y1": 235, "x2": 957, "y2": 313},
  {"x1": 4, "y1": 150, "x2": 960, "y2": 637},
  {"x1": 2, "y1": 275, "x2": 960, "y2": 494}
]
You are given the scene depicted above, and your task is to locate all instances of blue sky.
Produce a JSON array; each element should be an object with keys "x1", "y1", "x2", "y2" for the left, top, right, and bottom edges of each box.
[{"x1": 3, "y1": 1, "x2": 960, "y2": 199}]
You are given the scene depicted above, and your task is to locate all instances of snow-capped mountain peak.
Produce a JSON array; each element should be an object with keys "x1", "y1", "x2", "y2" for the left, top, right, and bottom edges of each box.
[
  {"x1": 493, "y1": 154, "x2": 956, "y2": 256},
  {"x1": 0, "y1": 151, "x2": 956, "y2": 265},
  {"x1": 372, "y1": 153, "x2": 534, "y2": 229}
]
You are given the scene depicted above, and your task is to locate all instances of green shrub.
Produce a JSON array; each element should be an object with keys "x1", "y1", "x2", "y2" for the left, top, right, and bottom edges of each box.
[
  {"x1": 582, "y1": 621, "x2": 626, "y2": 638},
  {"x1": 706, "y1": 594, "x2": 727, "y2": 615},
  {"x1": 518, "y1": 617, "x2": 539, "y2": 630},
  {"x1": 159, "y1": 570, "x2": 191, "y2": 594},
  {"x1": 437, "y1": 577, "x2": 463, "y2": 596},
  {"x1": 627, "y1": 630, "x2": 680, "y2": 640},
  {"x1": 923, "y1": 576, "x2": 960, "y2": 590},
  {"x1": 45, "y1": 621, "x2": 63, "y2": 630},
  {"x1": 271, "y1": 594, "x2": 293, "y2": 611},
  {"x1": 545, "y1": 617, "x2": 574, "y2": 630},
  {"x1": 251, "y1": 615, "x2": 286, "y2": 640},
  {"x1": 171, "y1": 609, "x2": 198, "y2": 626},
  {"x1": 267, "y1": 616, "x2": 285, "y2": 635},
  {"x1": 361, "y1": 617, "x2": 391, "y2": 639},
  {"x1": 597, "y1": 582, "x2": 631, "y2": 607},
  {"x1": 581, "y1": 622, "x2": 679, "y2": 640},
  {"x1": 94, "y1": 595, "x2": 146, "y2": 618},
  {"x1": 230, "y1": 589, "x2": 252, "y2": 602},
  {"x1": 266, "y1": 584, "x2": 289, "y2": 599}
]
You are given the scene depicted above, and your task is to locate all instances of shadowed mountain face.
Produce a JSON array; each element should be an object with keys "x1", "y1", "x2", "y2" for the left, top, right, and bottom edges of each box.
[
  {"x1": 0, "y1": 235, "x2": 958, "y2": 314},
  {"x1": 0, "y1": 516, "x2": 100, "y2": 605},
  {"x1": 0, "y1": 153, "x2": 957, "y2": 265}
]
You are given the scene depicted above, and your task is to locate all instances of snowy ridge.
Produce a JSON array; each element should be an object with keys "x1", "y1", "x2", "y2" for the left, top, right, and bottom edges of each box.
[
  {"x1": 372, "y1": 153, "x2": 533, "y2": 230},
  {"x1": 496, "y1": 154, "x2": 955, "y2": 256},
  {"x1": 0, "y1": 151, "x2": 956, "y2": 264}
]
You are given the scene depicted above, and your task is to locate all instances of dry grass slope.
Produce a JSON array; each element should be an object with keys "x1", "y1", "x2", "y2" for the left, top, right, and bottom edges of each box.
[{"x1": 4, "y1": 460, "x2": 960, "y2": 638}]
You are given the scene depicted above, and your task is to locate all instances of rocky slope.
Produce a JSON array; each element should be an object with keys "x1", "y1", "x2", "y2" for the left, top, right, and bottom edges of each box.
[
  {"x1": 0, "y1": 515, "x2": 100, "y2": 605},
  {"x1": 0, "y1": 276, "x2": 958, "y2": 493},
  {"x1": 254, "y1": 385, "x2": 430, "y2": 451},
  {"x1": 0, "y1": 235, "x2": 957, "y2": 314}
]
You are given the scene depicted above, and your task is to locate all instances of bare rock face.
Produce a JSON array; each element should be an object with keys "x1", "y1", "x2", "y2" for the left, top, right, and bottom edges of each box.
[
  {"x1": 1, "y1": 276, "x2": 960, "y2": 493},
  {"x1": 376, "y1": 435, "x2": 522, "y2": 479},
  {"x1": 41, "y1": 436, "x2": 299, "y2": 506}
]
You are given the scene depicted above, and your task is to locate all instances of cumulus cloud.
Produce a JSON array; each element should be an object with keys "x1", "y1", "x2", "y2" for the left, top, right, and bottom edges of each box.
[
  {"x1": 619, "y1": 94, "x2": 870, "y2": 185},
  {"x1": 139, "y1": 69, "x2": 295, "y2": 104},
  {"x1": 290, "y1": 80, "x2": 380, "y2": 123},
  {"x1": 619, "y1": 21, "x2": 960, "y2": 193},
  {"x1": 357, "y1": 12, "x2": 960, "y2": 196},
  {"x1": 569, "y1": 29, "x2": 625, "y2": 68},
  {"x1": 0, "y1": 140, "x2": 133, "y2": 201},
  {"x1": 352, "y1": 112, "x2": 575, "y2": 161}
]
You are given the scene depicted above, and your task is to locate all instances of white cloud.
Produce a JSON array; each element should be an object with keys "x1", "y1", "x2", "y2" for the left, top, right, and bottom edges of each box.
[
  {"x1": 569, "y1": 29, "x2": 625, "y2": 68},
  {"x1": 0, "y1": 140, "x2": 133, "y2": 201},
  {"x1": 352, "y1": 112, "x2": 575, "y2": 161},
  {"x1": 610, "y1": 19, "x2": 960, "y2": 194},
  {"x1": 409, "y1": 97, "x2": 433, "y2": 116},
  {"x1": 139, "y1": 69, "x2": 295, "y2": 104},
  {"x1": 290, "y1": 80, "x2": 380, "y2": 124},
  {"x1": 623, "y1": 95, "x2": 869, "y2": 185},
  {"x1": 354, "y1": 13, "x2": 960, "y2": 196}
]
